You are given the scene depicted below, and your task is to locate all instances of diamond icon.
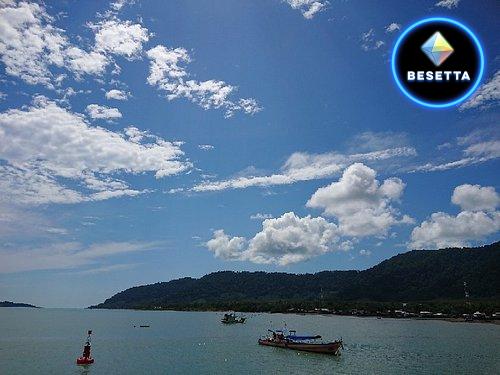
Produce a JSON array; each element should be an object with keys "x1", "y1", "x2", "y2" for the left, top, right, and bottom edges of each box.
[{"x1": 421, "y1": 32, "x2": 454, "y2": 66}]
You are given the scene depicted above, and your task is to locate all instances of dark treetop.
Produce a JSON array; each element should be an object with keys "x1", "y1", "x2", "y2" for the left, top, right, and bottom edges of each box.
[{"x1": 0, "y1": 301, "x2": 39, "y2": 308}]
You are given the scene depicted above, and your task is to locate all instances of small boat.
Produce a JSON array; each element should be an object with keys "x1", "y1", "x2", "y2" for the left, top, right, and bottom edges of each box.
[
  {"x1": 76, "y1": 330, "x2": 95, "y2": 365},
  {"x1": 221, "y1": 312, "x2": 246, "y2": 324},
  {"x1": 258, "y1": 329, "x2": 343, "y2": 355}
]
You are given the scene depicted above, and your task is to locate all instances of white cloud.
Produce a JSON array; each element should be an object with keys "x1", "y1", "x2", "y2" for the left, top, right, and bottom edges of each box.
[
  {"x1": 361, "y1": 29, "x2": 385, "y2": 51},
  {"x1": 410, "y1": 184, "x2": 500, "y2": 249},
  {"x1": 0, "y1": 202, "x2": 65, "y2": 239},
  {"x1": 0, "y1": 1, "x2": 67, "y2": 86},
  {"x1": 435, "y1": 0, "x2": 460, "y2": 9},
  {"x1": 65, "y1": 47, "x2": 109, "y2": 77},
  {"x1": 0, "y1": 98, "x2": 191, "y2": 204},
  {"x1": 307, "y1": 163, "x2": 412, "y2": 237},
  {"x1": 348, "y1": 131, "x2": 409, "y2": 153},
  {"x1": 75, "y1": 263, "x2": 136, "y2": 275},
  {"x1": 110, "y1": 0, "x2": 135, "y2": 12},
  {"x1": 385, "y1": 23, "x2": 401, "y2": 33},
  {"x1": 86, "y1": 104, "x2": 122, "y2": 120},
  {"x1": 146, "y1": 45, "x2": 261, "y2": 117},
  {"x1": 0, "y1": 2, "x2": 151, "y2": 86},
  {"x1": 460, "y1": 71, "x2": 500, "y2": 110},
  {"x1": 409, "y1": 211, "x2": 499, "y2": 249},
  {"x1": 250, "y1": 213, "x2": 273, "y2": 220},
  {"x1": 411, "y1": 158, "x2": 477, "y2": 172},
  {"x1": 190, "y1": 146, "x2": 416, "y2": 192},
  {"x1": 92, "y1": 19, "x2": 150, "y2": 59},
  {"x1": 464, "y1": 140, "x2": 500, "y2": 159},
  {"x1": 0, "y1": 165, "x2": 86, "y2": 205},
  {"x1": 206, "y1": 212, "x2": 340, "y2": 265},
  {"x1": 105, "y1": 89, "x2": 130, "y2": 100},
  {"x1": 285, "y1": 1, "x2": 329, "y2": 19},
  {"x1": 230, "y1": 98, "x2": 262, "y2": 117},
  {"x1": 451, "y1": 184, "x2": 499, "y2": 212},
  {"x1": 411, "y1": 128, "x2": 500, "y2": 172},
  {"x1": 198, "y1": 144, "x2": 215, "y2": 151},
  {"x1": 359, "y1": 249, "x2": 372, "y2": 256},
  {"x1": 0, "y1": 241, "x2": 159, "y2": 273}
]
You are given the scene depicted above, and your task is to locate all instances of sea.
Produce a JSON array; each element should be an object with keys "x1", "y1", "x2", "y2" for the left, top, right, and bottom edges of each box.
[{"x1": 0, "y1": 308, "x2": 498, "y2": 374}]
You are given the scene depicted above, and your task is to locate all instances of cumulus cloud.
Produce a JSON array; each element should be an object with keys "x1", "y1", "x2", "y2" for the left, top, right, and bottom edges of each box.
[
  {"x1": 0, "y1": 1, "x2": 67, "y2": 86},
  {"x1": 86, "y1": 104, "x2": 122, "y2": 120},
  {"x1": 65, "y1": 47, "x2": 109, "y2": 77},
  {"x1": 0, "y1": 241, "x2": 160, "y2": 273},
  {"x1": 410, "y1": 211, "x2": 499, "y2": 250},
  {"x1": 206, "y1": 212, "x2": 340, "y2": 265},
  {"x1": 435, "y1": 0, "x2": 460, "y2": 9},
  {"x1": 190, "y1": 146, "x2": 416, "y2": 192},
  {"x1": 451, "y1": 184, "x2": 499, "y2": 212},
  {"x1": 410, "y1": 184, "x2": 500, "y2": 249},
  {"x1": 105, "y1": 89, "x2": 130, "y2": 100},
  {"x1": 385, "y1": 23, "x2": 401, "y2": 33},
  {"x1": 205, "y1": 165, "x2": 414, "y2": 265},
  {"x1": 0, "y1": 98, "x2": 191, "y2": 204},
  {"x1": 307, "y1": 163, "x2": 412, "y2": 237},
  {"x1": 146, "y1": 45, "x2": 261, "y2": 117},
  {"x1": 284, "y1": 0, "x2": 329, "y2": 19},
  {"x1": 0, "y1": 1, "x2": 150, "y2": 86},
  {"x1": 460, "y1": 71, "x2": 500, "y2": 110},
  {"x1": 92, "y1": 19, "x2": 150, "y2": 59}
]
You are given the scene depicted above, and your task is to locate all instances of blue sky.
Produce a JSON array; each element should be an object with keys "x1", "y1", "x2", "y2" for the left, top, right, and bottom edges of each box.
[{"x1": 0, "y1": 0, "x2": 498, "y2": 307}]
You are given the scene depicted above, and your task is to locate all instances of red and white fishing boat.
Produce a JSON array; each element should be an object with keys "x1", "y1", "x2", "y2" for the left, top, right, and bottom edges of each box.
[{"x1": 258, "y1": 329, "x2": 343, "y2": 355}]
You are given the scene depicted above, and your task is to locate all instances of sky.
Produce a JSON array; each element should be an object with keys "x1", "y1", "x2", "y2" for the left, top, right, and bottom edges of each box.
[{"x1": 0, "y1": 0, "x2": 499, "y2": 308}]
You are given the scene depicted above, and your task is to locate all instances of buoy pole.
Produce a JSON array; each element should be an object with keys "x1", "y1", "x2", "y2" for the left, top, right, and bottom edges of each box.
[{"x1": 83, "y1": 330, "x2": 92, "y2": 358}]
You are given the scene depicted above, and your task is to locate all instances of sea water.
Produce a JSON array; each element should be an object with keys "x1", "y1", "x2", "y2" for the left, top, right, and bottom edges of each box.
[{"x1": 0, "y1": 308, "x2": 498, "y2": 374}]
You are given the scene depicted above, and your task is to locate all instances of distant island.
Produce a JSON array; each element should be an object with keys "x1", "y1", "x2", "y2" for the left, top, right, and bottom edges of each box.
[
  {"x1": 91, "y1": 242, "x2": 500, "y2": 318},
  {"x1": 0, "y1": 301, "x2": 39, "y2": 308}
]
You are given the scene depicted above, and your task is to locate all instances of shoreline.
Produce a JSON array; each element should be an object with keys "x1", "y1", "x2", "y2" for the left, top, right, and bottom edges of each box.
[{"x1": 88, "y1": 307, "x2": 500, "y2": 325}]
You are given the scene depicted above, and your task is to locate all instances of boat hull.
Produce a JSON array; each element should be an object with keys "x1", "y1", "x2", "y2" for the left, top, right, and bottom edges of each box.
[
  {"x1": 258, "y1": 339, "x2": 342, "y2": 355},
  {"x1": 221, "y1": 318, "x2": 246, "y2": 324}
]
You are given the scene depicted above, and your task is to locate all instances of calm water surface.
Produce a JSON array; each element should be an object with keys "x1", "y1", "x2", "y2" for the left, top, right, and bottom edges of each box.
[{"x1": 0, "y1": 308, "x2": 499, "y2": 374}]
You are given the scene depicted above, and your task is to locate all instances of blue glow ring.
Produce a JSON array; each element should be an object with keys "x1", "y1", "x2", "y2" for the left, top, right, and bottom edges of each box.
[{"x1": 391, "y1": 17, "x2": 485, "y2": 108}]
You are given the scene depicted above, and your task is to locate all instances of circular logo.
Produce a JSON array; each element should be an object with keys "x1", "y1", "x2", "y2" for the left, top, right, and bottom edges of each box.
[{"x1": 392, "y1": 17, "x2": 484, "y2": 108}]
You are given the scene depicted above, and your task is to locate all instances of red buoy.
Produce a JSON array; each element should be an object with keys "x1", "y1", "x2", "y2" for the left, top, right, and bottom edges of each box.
[{"x1": 76, "y1": 330, "x2": 95, "y2": 365}]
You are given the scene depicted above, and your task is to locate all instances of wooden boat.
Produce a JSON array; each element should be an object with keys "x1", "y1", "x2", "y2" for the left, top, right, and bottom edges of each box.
[
  {"x1": 258, "y1": 330, "x2": 343, "y2": 355},
  {"x1": 221, "y1": 313, "x2": 246, "y2": 324}
]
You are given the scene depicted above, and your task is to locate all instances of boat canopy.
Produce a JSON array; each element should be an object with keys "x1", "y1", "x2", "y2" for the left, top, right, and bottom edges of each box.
[{"x1": 287, "y1": 335, "x2": 321, "y2": 340}]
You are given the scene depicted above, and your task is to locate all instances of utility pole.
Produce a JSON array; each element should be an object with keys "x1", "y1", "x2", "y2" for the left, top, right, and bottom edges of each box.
[{"x1": 464, "y1": 281, "x2": 472, "y2": 320}]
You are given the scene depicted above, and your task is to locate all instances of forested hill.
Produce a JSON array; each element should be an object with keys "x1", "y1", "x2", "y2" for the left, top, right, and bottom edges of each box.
[
  {"x1": 92, "y1": 242, "x2": 499, "y2": 311},
  {"x1": 0, "y1": 301, "x2": 39, "y2": 308}
]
